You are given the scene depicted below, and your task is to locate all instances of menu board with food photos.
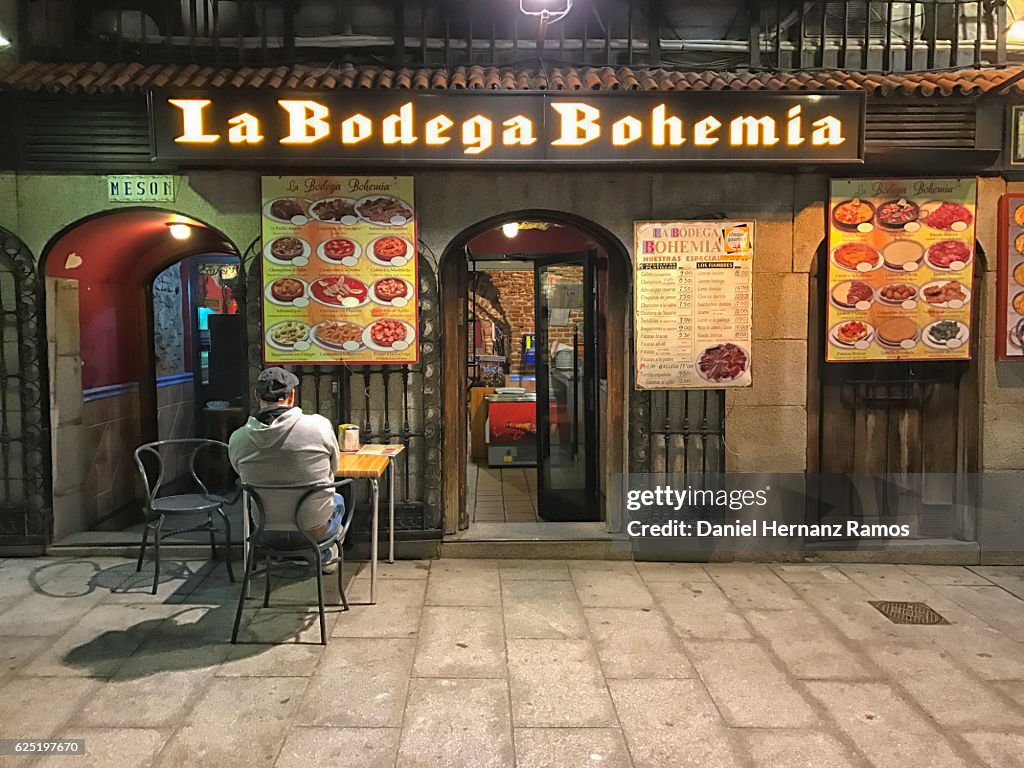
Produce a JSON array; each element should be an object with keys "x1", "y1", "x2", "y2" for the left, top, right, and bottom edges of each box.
[
  {"x1": 997, "y1": 194, "x2": 1024, "y2": 361},
  {"x1": 634, "y1": 220, "x2": 753, "y2": 389},
  {"x1": 261, "y1": 175, "x2": 418, "y2": 365},
  {"x1": 826, "y1": 178, "x2": 976, "y2": 363}
]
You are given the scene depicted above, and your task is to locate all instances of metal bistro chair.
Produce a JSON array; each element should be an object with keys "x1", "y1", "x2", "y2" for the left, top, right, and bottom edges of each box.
[
  {"x1": 133, "y1": 439, "x2": 237, "y2": 595},
  {"x1": 231, "y1": 479, "x2": 356, "y2": 645}
]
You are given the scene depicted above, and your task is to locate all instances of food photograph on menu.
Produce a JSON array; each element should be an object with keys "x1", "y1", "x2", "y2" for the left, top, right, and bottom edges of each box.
[
  {"x1": 997, "y1": 193, "x2": 1024, "y2": 360},
  {"x1": 260, "y1": 175, "x2": 418, "y2": 365},
  {"x1": 826, "y1": 178, "x2": 976, "y2": 363}
]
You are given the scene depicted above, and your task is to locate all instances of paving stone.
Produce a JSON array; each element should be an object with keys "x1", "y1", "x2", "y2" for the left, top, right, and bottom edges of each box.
[
  {"x1": 0, "y1": 677, "x2": 99, "y2": 738},
  {"x1": 498, "y1": 560, "x2": 570, "y2": 580},
  {"x1": 412, "y1": 606, "x2": 506, "y2": 678},
  {"x1": 609, "y1": 678, "x2": 743, "y2": 768},
  {"x1": 962, "y1": 731, "x2": 1024, "y2": 768},
  {"x1": 635, "y1": 562, "x2": 714, "y2": 582},
  {"x1": 739, "y1": 729, "x2": 861, "y2": 768},
  {"x1": 866, "y1": 644, "x2": 1024, "y2": 729},
  {"x1": 648, "y1": 581, "x2": 752, "y2": 640},
  {"x1": 0, "y1": 636, "x2": 50, "y2": 679},
  {"x1": 503, "y1": 580, "x2": 587, "y2": 639},
  {"x1": 36, "y1": 727, "x2": 169, "y2": 768},
  {"x1": 806, "y1": 681, "x2": 971, "y2": 768},
  {"x1": 103, "y1": 560, "x2": 214, "y2": 603},
  {"x1": 331, "y1": 578, "x2": 425, "y2": 638},
  {"x1": 900, "y1": 565, "x2": 994, "y2": 587},
  {"x1": 295, "y1": 638, "x2": 415, "y2": 727},
  {"x1": 769, "y1": 564, "x2": 851, "y2": 584},
  {"x1": 791, "y1": 583, "x2": 907, "y2": 642},
  {"x1": 354, "y1": 560, "x2": 431, "y2": 580},
  {"x1": 584, "y1": 608, "x2": 695, "y2": 679},
  {"x1": 837, "y1": 564, "x2": 943, "y2": 601},
  {"x1": 425, "y1": 568, "x2": 501, "y2": 606},
  {"x1": 745, "y1": 608, "x2": 875, "y2": 680},
  {"x1": 709, "y1": 564, "x2": 806, "y2": 610},
  {"x1": 218, "y1": 640, "x2": 325, "y2": 677},
  {"x1": 396, "y1": 678, "x2": 513, "y2": 768},
  {"x1": 568, "y1": 560, "x2": 640, "y2": 573},
  {"x1": 685, "y1": 641, "x2": 818, "y2": 727},
  {"x1": 73, "y1": 658, "x2": 217, "y2": 728},
  {"x1": 937, "y1": 585, "x2": 1024, "y2": 641},
  {"x1": 996, "y1": 682, "x2": 1024, "y2": 706},
  {"x1": 156, "y1": 677, "x2": 305, "y2": 768},
  {"x1": 514, "y1": 727, "x2": 632, "y2": 768},
  {"x1": 21, "y1": 603, "x2": 179, "y2": 678},
  {"x1": 920, "y1": 613, "x2": 1024, "y2": 681},
  {"x1": 275, "y1": 727, "x2": 400, "y2": 768},
  {"x1": 968, "y1": 566, "x2": 1024, "y2": 599},
  {"x1": 0, "y1": 587, "x2": 107, "y2": 637},
  {"x1": 429, "y1": 559, "x2": 502, "y2": 575},
  {"x1": 571, "y1": 568, "x2": 654, "y2": 608},
  {"x1": 507, "y1": 639, "x2": 618, "y2": 727},
  {"x1": 232, "y1": 605, "x2": 339, "y2": 647},
  {"x1": 0, "y1": 558, "x2": 47, "y2": 600}
]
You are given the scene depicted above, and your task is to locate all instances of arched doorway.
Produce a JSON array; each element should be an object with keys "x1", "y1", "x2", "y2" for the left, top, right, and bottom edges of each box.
[
  {"x1": 0, "y1": 228, "x2": 49, "y2": 552},
  {"x1": 40, "y1": 209, "x2": 243, "y2": 543},
  {"x1": 439, "y1": 210, "x2": 632, "y2": 536}
]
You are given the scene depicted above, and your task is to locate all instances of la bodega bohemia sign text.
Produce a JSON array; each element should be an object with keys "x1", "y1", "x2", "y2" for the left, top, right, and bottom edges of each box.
[{"x1": 150, "y1": 91, "x2": 864, "y2": 165}]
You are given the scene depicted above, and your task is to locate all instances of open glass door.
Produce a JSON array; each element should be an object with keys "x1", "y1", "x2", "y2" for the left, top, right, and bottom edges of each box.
[{"x1": 534, "y1": 251, "x2": 598, "y2": 521}]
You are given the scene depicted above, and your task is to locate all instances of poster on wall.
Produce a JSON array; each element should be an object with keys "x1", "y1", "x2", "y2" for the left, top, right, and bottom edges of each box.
[
  {"x1": 997, "y1": 194, "x2": 1024, "y2": 360},
  {"x1": 633, "y1": 221, "x2": 753, "y2": 390},
  {"x1": 261, "y1": 175, "x2": 418, "y2": 365},
  {"x1": 826, "y1": 178, "x2": 976, "y2": 363}
]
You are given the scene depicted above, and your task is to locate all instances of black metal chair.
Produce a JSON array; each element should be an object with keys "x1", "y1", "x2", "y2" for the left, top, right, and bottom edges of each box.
[
  {"x1": 231, "y1": 479, "x2": 356, "y2": 645},
  {"x1": 133, "y1": 439, "x2": 236, "y2": 595}
]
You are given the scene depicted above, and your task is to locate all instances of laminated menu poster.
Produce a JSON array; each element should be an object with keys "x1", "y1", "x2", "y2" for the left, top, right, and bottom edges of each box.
[
  {"x1": 261, "y1": 175, "x2": 418, "y2": 365},
  {"x1": 634, "y1": 221, "x2": 753, "y2": 390},
  {"x1": 997, "y1": 194, "x2": 1024, "y2": 361},
  {"x1": 826, "y1": 178, "x2": 976, "y2": 363}
]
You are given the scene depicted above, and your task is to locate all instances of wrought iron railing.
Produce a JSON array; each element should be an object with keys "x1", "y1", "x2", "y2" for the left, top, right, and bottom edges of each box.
[{"x1": 14, "y1": 1, "x2": 1011, "y2": 71}]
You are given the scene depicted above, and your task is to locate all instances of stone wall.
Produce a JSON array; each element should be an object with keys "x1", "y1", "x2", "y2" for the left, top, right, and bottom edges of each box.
[{"x1": 152, "y1": 263, "x2": 186, "y2": 378}]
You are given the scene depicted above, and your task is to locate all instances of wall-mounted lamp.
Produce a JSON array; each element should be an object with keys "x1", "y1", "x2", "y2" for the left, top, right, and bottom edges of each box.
[
  {"x1": 519, "y1": 0, "x2": 573, "y2": 24},
  {"x1": 1009, "y1": 19, "x2": 1024, "y2": 43},
  {"x1": 0, "y1": 33, "x2": 11, "y2": 49},
  {"x1": 166, "y1": 222, "x2": 194, "y2": 240},
  {"x1": 502, "y1": 222, "x2": 520, "y2": 238}
]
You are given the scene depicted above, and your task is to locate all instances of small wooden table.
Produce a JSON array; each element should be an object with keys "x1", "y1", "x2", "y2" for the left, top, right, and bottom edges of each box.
[{"x1": 337, "y1": 444, "x2": 405, "y2": 605}]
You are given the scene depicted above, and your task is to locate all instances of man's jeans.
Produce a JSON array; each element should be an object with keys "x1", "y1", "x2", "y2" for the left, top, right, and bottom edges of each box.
[{"x1": 259, "y1": 493, "x2": 346, "y2": 564}]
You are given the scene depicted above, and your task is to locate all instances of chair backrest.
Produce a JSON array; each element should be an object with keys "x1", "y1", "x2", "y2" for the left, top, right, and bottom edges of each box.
[
  {"x1": 134, "y1": 438, "x2": 230, "y2": 505},
  {"x1": 242, "y1": 480, "x2": 354, "y2": 537}
]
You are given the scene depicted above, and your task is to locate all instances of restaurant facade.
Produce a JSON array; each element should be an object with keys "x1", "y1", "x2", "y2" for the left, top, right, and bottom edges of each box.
[{"x1": 1, "y1": 60, "x2": 1024, "y2": 562}]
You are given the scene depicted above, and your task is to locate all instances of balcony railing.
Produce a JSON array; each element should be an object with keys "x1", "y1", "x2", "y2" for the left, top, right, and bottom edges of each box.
[{"x1": 15, "y1": 1, "x2": 1011, "y2": 71}]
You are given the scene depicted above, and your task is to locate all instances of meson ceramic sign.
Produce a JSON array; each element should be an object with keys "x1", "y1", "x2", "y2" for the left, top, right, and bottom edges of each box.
[{"x1": 149, "y1": 90, "x2": 865, "y2": 165}]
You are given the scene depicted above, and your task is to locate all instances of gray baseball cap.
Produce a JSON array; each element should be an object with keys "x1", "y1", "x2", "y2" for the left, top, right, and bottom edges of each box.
[{"x1": 255, "y1": 367, "x2": 299, "y2": 401}]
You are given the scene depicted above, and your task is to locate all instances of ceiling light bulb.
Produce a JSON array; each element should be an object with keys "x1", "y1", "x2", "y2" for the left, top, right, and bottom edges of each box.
[
  {"x1": 502, "y1": 222, "x2": 520, "y2": 238},
  {"x1": 169, "y1": 223, "x2": 192, "y2": 240}
]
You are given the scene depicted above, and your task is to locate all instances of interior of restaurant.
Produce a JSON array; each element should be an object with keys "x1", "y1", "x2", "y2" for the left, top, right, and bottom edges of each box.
[
  {"x1": 42, "y1": 209, "x2": 246, "y2": 544},
  {"x1": 461, "y1": 220, "x2": 609, "y2": 530}
]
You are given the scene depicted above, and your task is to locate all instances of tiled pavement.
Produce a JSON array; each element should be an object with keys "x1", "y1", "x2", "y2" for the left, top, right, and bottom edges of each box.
[
  {"x1": 471, "y1": 464, "x2": 539, "y2": 523},
  {"x1": 0, "y1": 558, "x2": 1023, "y2": 767}
]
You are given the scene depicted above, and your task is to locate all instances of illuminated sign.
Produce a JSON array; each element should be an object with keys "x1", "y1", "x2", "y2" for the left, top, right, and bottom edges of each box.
[{"x1": 150, "y1": 91, "x2": 864, "y2": 165}]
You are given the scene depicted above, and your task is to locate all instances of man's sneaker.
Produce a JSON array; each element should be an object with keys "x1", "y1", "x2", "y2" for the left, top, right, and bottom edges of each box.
[{"x1": 321, "y1": 543, "x2": 340, "y2": 575}]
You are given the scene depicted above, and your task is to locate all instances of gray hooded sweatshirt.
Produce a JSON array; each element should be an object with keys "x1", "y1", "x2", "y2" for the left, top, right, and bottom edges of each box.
[{"x1": 228, "y1": 408, "x2": 340, "y2": 531}]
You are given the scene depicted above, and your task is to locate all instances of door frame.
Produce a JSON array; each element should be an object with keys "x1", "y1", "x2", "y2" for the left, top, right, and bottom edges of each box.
[{"x1": 438, "y1": 210, "x2": 631, "y2": 536}]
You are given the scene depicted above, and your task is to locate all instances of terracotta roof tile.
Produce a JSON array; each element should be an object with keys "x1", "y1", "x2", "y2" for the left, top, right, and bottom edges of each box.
[{"x1": 3, "y1": 61, "x2": 1024, "y2": 97}]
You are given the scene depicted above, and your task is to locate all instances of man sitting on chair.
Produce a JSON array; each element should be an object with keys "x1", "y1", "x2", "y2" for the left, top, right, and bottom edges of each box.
[{"x1": 228, "y1": 367, "x2": 344, "y2": 572}]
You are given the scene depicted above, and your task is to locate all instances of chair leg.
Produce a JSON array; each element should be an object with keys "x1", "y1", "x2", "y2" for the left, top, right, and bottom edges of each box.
[
  {"x1": 315, "y1": 563, "x2": 327, "y2": 645},
  {"x1": 263, "y1": 555, "x2": 272, "y2": 608},
  {"x1": 338, "y1": 549, "x2": 349, "y2": 611},
  {"x1": 207, "y1": 511, "x2": 217, "y2": 561},
  {"x1": 136, "y1": 521, "x2": 150, "y2": 572},
  {"x1": 231, "y1": 540, "x2": 258, "y2": 644},
  {"x1": 217, "y1": 507, "x2": 235, "y2": 583},
  {"x1": 151, "y1": 516, "x2": 164, "y2": 595}
]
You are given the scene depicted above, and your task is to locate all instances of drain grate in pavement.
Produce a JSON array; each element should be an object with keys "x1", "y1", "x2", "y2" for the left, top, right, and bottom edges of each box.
[{"x1": 869, "y1": 601, "x2": 950, "y2": 625}]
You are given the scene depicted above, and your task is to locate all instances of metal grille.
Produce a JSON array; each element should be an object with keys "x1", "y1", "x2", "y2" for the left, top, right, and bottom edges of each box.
[
  {"x1": 244, "y1": 242, "x2": 442, "y2": 534},
  {"x1": 869, "y1": 600, "x2": 950, "y2": 625},
  {"x1": 0, "y1": 230, "x2": 50, "y2": 540},
  {"x1": 630, "y1": 389, "x2": 726, "y2": 474}
]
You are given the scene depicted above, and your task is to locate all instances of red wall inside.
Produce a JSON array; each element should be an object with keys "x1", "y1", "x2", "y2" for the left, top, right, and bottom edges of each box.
[{"x1": 44, "y1": 211, "x2": 235, "y2": 390}]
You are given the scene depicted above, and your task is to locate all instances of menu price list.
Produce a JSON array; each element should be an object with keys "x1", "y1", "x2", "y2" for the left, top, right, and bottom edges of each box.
[
  {"x1": 998, "y1": 194, "x2": 1024, "y2": 360},
  {"x1": 826, "y1": 179, "x2": 976, "y2": 363},
  {"x1": 634, "y1": 221, "x2": 753, "y2": 390},
  {"x1": 260, "y1": 175, "x2": 418, "y2": 366}
]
